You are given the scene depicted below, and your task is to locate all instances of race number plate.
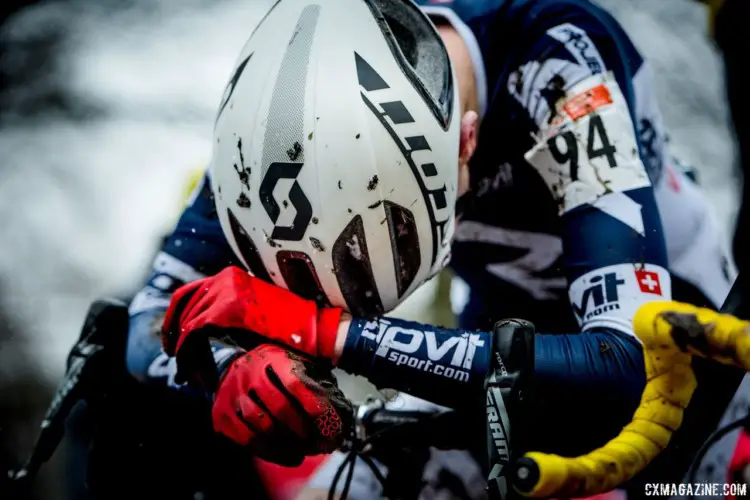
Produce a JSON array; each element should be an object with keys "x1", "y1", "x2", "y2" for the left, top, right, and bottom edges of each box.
[{"x1": 525, "y1": 72, "x2": 651, "y2": 214}]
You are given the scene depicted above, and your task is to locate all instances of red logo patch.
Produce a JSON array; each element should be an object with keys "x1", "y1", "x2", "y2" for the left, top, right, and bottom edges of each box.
[
  {"x1": 563, "y1": 84, "x2": 613, "y2": 121},
  {"x1": 635, "y1": 270, "x2": 662, "y2": 295}
]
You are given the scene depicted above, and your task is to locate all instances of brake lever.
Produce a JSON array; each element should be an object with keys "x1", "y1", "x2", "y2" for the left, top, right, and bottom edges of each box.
[{"x1": 7, "y1": 299, "x2": 129, "y2": 487}]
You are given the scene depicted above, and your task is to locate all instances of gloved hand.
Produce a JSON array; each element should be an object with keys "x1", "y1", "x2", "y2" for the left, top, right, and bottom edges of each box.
[
  {"x1": 161, "y1": 266, "x2": 343, "y2": 390},
  {"x1": 213, "y1": 344, "x2": 353, "y2": 466}
]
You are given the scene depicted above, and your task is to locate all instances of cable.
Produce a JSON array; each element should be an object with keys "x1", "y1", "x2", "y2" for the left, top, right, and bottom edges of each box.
[
  {"x1": 328, "y1": 408, "x2": 449, "y2": 500},
  {"x1": 339, "y1": 449, "x2": 358, "y2": 500},
  {"x1": 329, "y1": 447, "x2": 358, "y2": 500},
  {"x1": 359, "y1": 454, "x2": 388, "y2": 489}
]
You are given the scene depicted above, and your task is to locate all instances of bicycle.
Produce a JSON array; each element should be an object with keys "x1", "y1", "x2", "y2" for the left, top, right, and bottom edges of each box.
[
  {"x1": 9, "y1": 278, "x2": 750, "y2": 499},
  {"x1": 311, "y1": 293, "x2": 750, "y2": 500},
  {"x1": 318, "y1": 276, "x2": 750, "y2": 499},
  {"x1": 512, "y1": 283, "x2": 750, "y2": 498},
  {"x1": 322, "y1": 396, "x2": 482, "y2": 500}
]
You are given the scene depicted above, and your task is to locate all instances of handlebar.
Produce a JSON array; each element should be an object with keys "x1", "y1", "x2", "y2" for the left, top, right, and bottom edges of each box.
[
  {"x1": 332, "y1": 397, "x2": 466, "y2": 500},
  {"x1": 16, "y1": 299, "x2": 750, "y2": 499},
  {"x1": 7, "y1": 299, "x2": 130, "y2": 487},
  {"x1": 350, "y1": 397, "x2": 465, "y2": 451},
  {"x1": 512, "y1": 301, "x2": 750, "y2": 498}
]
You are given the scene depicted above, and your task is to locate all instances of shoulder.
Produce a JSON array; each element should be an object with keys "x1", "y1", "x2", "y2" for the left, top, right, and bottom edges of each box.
[
  {"x1": 494, "y1": 1, "x2": 644, "y2": 129},
  {"x1": 509, "y1": 0, "x2": 642, "y2": 79}
]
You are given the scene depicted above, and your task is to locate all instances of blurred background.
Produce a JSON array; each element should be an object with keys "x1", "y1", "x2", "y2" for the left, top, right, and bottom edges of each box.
[{"x1": 0, "y1": 0, "x2": 737, "y2": 498}]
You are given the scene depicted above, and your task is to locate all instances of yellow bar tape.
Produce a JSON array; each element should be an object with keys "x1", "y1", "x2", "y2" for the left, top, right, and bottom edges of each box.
[{"x1": 512, "y1": 300, "x2": 749, "y2": 498}]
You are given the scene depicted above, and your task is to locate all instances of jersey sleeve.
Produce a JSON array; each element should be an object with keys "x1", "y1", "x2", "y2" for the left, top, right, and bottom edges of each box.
[
  {"x1": 512, "y1": 5, "x2": 672, "y2": 339},
  {"x1": 125, "y1": 171, "x2": 241, "y2": 388}
]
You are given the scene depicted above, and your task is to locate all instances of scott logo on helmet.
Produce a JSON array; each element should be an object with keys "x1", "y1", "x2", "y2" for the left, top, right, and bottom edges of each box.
[
  {"x1": 355, "y1": 52, "x2": 451, "y2": 266},
  {"x1": 258, "y1": 161, "x2": 313, "y2": 241}
]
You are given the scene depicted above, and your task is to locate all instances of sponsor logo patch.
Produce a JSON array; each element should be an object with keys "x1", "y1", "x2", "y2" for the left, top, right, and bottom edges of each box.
[
  {"x1": 568, "y1": 263, "x2": 671, "y2": 335},
  {"x1": 563, "y1": 84, "x2": 613, "y2": 121},
  {"x1": 546, "y1": 23, "x2": 605, "y2": 74},
  {"x1": 635, "y1": 269, "x2": 662, "y2": 295},
  {"x1": 486, "y1": 385, "x2": 510, "y2": 463},
  {"x1": 360, "y1": 319, "x2": 485, "y2": 383},
  {"x1": 571, "y1": 271, "x2": 626, "y2": 322}
]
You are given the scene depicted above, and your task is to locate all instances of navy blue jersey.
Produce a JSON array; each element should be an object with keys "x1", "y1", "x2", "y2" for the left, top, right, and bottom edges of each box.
[
  {"x1": 417, "y1": 0, "x2": 685, "y2": 336},
  {"x1": 124, "y1": 0, "x2": 735, "y2": 469}
]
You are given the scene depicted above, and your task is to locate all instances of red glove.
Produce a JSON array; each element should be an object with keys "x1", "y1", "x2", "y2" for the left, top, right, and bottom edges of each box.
[
  {"x1": 161, "y1": 266, "x2": 343, "y2": 389},
  {"x1": 214, "y1": 344, "x2": 353, "y2": 466}
]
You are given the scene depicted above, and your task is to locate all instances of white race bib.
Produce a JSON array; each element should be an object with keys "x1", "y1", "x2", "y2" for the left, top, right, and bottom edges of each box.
[{"x1": 525, "y1": 72, "x2": 651, "y2": 214}]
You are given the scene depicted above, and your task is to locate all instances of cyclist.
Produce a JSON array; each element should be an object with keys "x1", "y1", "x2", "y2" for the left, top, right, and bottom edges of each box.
[{"x1": 133, "y1": 0, "x2": 736, "y2": 497}]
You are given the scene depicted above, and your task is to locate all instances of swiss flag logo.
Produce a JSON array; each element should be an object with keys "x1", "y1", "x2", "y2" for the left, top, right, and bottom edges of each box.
[{"x1": 635, "y1": 270, "x2": 662, "y2": 295}]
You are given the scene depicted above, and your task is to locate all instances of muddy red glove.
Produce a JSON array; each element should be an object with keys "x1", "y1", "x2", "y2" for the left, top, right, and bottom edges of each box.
[
  {"x1": 161, "y1": 266, "x2": 343, "y2": 389},
  {"x1": 213, "y1": 344, "x2": 352, "y2": 466}
]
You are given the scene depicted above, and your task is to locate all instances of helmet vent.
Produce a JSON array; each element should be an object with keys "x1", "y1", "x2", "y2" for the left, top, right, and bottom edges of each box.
[
  {"x1": 384, "y1": 201, "x2": 421, "y2": 298},
  {"x1": 227, "y1": 208, "x2": 273, "y2": 283},
  {"x1": 332, "y1": 215, "x2": 385, "y2": 317},
  {"x1": 276, "y1": 250, "x2": 330, "y2": 306},
  {"x1": 362, "y1": 0, "x2": 454, "y2": 129}
]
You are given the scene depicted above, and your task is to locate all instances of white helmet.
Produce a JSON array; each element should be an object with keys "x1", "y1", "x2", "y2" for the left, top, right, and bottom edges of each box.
[{"x1": 211, "y1": 0, "x2": 461, "y2": 317}]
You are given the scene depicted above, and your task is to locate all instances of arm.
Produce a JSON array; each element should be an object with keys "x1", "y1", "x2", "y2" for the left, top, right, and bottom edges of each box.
[{"x1": 126, "y1": 171, "x2": 242, "y2": 395}]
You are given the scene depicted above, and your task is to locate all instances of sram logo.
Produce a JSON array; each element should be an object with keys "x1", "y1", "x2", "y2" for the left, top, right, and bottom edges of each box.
[
  {"x1": 486, "y1": 379, "x2": 510, "y2": 464},
  {"x1": 360, "y1": 319, "x2": 484, "y2": 383},
  {"x1": 571, "y1": 271, "x2": 625, "y2": 321}
]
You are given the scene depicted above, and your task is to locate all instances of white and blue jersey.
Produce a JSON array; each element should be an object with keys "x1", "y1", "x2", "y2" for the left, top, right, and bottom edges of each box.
[
  {"x1": 125, "y1": 0, "x2": 736, "y2": 496},
  {"x1": 419, "y1": 0, "x2": 731, "y2": 333}
]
